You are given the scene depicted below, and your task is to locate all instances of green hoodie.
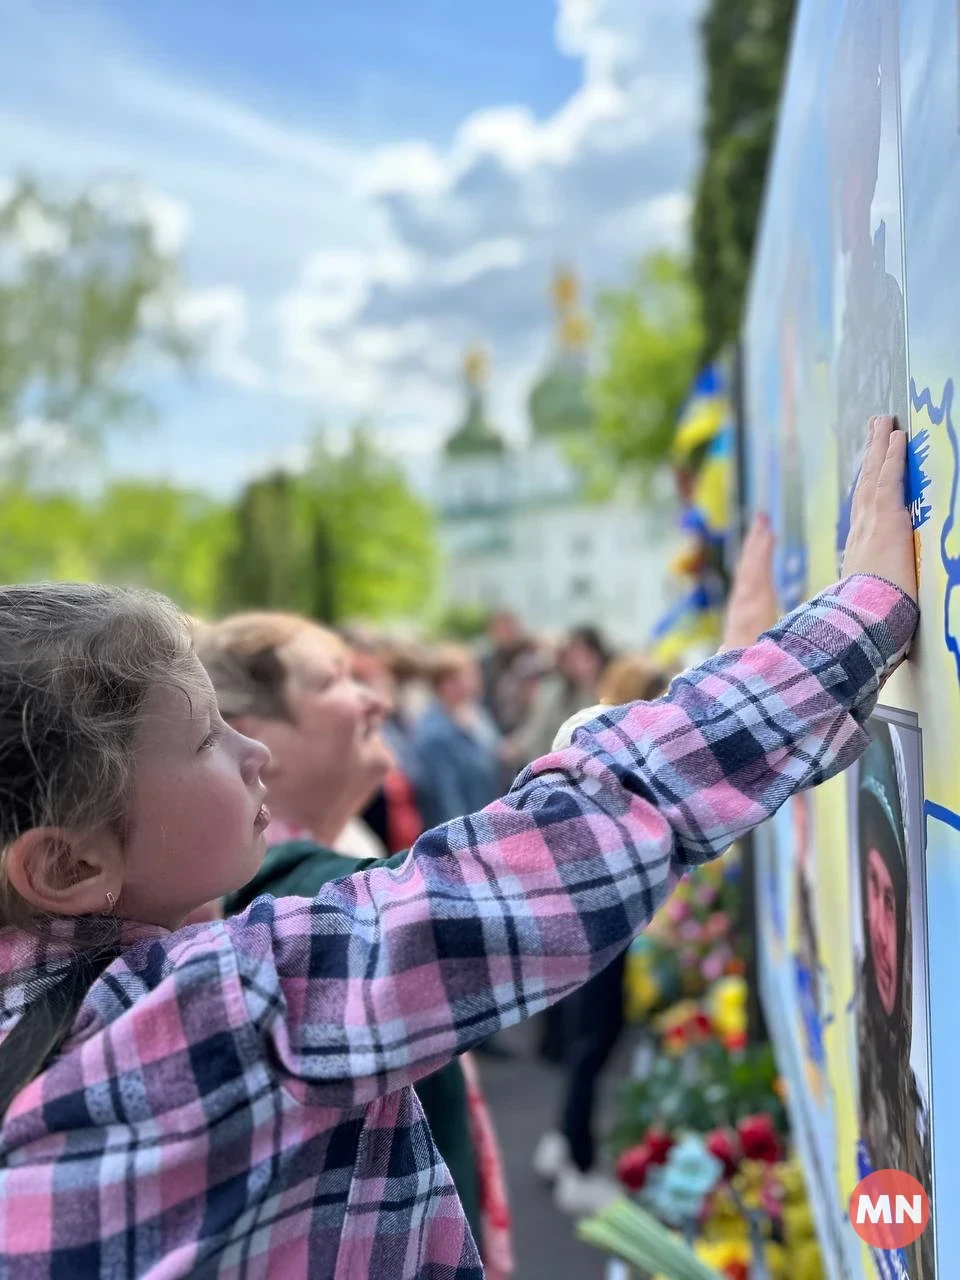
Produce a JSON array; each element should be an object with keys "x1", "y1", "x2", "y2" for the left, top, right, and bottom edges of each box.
[{"x1": 224, "y1": 841, "x2": 482, "y2": 1246}]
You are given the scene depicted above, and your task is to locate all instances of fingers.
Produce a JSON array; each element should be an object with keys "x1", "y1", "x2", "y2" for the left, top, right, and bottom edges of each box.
[
  {"x1": 736, "y1": 513, "x2": 773, "y2": 583},
  {"x1": 856, "y1": 415, "x2": 894, "y2": 496},
  {"x1": 876, "y1": 427, "x2": 907, "y2": 500},
  {"x1": 743, "y1": 512, "x2": 772, "y2": 553},
  {"x1": 752, "y1": 514, "x2": 775, "y2": 570}
]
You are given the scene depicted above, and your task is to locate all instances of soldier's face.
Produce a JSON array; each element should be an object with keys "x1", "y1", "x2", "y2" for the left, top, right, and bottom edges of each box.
[{"x1": 866, "y1": 846, "x2": 898, "y2": 1016}]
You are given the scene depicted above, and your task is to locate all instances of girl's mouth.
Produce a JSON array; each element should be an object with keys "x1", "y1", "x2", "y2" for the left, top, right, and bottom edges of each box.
[{"x1": 254, "y1": 803, "x2": 271, "y2": 832}]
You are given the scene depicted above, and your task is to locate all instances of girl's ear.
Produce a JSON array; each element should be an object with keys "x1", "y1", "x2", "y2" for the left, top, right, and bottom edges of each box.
[{"x1": 5, "y1": 827, "x2": 122, "y2": 917}]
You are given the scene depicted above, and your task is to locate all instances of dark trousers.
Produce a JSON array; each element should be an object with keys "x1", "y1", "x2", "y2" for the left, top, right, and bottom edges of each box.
[{"x1": 559, "y1": 950, "x2": 626, "y2": 1172}]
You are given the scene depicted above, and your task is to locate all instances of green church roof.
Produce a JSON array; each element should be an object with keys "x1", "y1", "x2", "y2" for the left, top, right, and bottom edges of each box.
[
  {"x1": 528, "y1": 355, "x2": 593, "y2": 439},
  {"x1": 444, "y1": 387, "x2": 507, "y2": 457}
]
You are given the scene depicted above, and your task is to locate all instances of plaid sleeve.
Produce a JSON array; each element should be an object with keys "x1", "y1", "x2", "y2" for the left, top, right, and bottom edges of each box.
[{"x1": 226, "y1": 575, "x2": 917, "y2": 1106}]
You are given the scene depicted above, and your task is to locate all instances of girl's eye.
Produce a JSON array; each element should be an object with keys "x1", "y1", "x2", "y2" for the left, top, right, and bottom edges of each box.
[{"x1": 199, "y1": 727, "x2": 222, "y2": 752}]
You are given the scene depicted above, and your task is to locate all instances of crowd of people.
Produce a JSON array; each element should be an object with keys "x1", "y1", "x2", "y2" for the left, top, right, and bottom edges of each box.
[{"x1": 0, "y1": 417, "x2": 918, "y2": 1279}]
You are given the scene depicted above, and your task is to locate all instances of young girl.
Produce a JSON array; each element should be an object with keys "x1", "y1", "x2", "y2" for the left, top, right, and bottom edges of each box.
[{"x1": 0, "y1": 419, "x2": 917, "y2": 1278}]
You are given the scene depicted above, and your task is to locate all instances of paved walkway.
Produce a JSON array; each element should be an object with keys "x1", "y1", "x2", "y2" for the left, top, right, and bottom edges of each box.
[{"x1": 476, "y1": 1019, "x2": 622, "y2": 1280}]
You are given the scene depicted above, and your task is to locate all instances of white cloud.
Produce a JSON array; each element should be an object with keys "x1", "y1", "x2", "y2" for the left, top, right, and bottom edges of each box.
[
  {"x1": 363, "y1": 143, "x2": 449, "y2": 198},
  {"x1": 438, "y1": 237, "x2": 527, "y2": 286},
  {"x1": 0, "y1": 0, "x2": 704, "y2": 492},
  {"x1": 11, "y1": 202, "x2": 70, "y2": 257},
  {"x1": 93, "y1": 182, "x2": 191, "y2": 255},
  {"x1": 0, "y1": 417, "x2": 73, "y2": 460},
  {"x1": 173, "y1": 286, "x2": 266, "y2": 391}
]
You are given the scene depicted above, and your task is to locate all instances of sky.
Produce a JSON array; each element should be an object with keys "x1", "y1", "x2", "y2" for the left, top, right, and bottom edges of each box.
[{"x1": 0, "y1": 0, "x2": 704, "y2": 496}]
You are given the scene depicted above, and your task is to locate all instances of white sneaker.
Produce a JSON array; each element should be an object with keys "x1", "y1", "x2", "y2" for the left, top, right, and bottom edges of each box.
[
  {"x1": 532, "y1": 1130, "x2": 571, "y2": 1182},
  {"x1": 554, "y1": 1166, "x2": 622, "y2": 1217}
]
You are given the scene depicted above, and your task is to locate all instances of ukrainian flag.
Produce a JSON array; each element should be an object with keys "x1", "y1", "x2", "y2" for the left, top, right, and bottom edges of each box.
[
  {"x1": 647, "y1": 365, "x2": 734, "y2": 661},
  {"x1": 673, "y1": 365, "x2": 728, "y2": 459}
]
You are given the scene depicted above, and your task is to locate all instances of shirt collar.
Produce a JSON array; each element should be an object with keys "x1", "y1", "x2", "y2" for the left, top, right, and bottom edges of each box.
[{"x1": 0, "y1": 915, "x2": 167, "y2": 1021}]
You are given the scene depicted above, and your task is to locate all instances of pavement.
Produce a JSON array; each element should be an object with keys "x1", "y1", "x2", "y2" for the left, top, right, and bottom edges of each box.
[{"x1": 475, "y1": 1018, "x2": 624, "y2": 1280}]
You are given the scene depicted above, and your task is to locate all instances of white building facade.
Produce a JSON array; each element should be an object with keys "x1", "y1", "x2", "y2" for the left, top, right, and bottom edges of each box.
[{"x1": 436, "y1": 344, "x2": 676, "y2": 646}]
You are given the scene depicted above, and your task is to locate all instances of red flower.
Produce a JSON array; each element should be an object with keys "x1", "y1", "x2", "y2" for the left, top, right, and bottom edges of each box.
[
  {"x1": 663, "y1": 1024, "x2": 691, "y2": 1055},
  {"x1": 736, "y1": 1114, "x2": 782, "y2": 1163},
  {"x1": 615, "y1": 1144, "x2": 656, "y2": 1191},
  {"x1": 691, "y1": 1011, "x2": 713, "y2": 1039},
  {"x1": 644, "y1": 1127, "x2": 675, "y2": 1165},
  {"x1": 705, "y1": 1128, "x2": 741, "y2": 1179}
]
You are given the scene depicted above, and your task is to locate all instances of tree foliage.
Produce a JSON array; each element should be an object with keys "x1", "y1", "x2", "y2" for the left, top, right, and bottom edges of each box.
[
  {"x1": 221, "y1": 425, "x2": 438, "y2": 624},
  {"x1": 0, "y1": 177, "x2": 192, "y2": 474},
  {"x1": 589, "y1": 252, "x2": 704, "y2": 473},
  {"x1": 0, "y1": 176, "x2": 439, "y2": 626},
  {"x1": 304, "y1": 427, "x2": 437, "y2": 623},
  {"x1": 692, "y1": 0, "x2": 797, "y2": 358},
  {"x1": 0, "y1": 482, "x2": 232, "y2": 617},
  {"x1": 219, "y1": 471, "x2": 322, "y2": 617},
  {"x1": 0, "y1": 428, "x2": 437, "y2": 626}
]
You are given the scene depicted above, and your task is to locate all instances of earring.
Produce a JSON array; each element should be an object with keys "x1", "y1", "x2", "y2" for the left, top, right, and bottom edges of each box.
[{"x1": 105, "y1": 891, "x2": 116, "y2": 914}]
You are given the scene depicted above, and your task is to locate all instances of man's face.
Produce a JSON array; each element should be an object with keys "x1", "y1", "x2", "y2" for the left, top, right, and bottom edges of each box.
[{"x1": 866, "y1": 845, "x2": 899, "y2": 1016}]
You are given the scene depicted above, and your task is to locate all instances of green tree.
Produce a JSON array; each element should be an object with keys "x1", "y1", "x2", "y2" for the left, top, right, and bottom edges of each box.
[
  {"x1": 432, "y1": 603, "x2": 490, "y2": 642},
  {"x1": 0, "y1": 489, "x2": 94, "y2": 582},
  {"x1": 0, "y1": 481, "x2": 231, "y2": 617},
  {"x1": 219, "y1": 471, "x2": 321, "y2": 616},
  {"x1": 91, "y1": 483, "x2": 234, "y2": 617},
  {"x1": 221, "y1": 426, "x2": 438, "y2": 624},
  {"x1": 304, "y1": 427, "x2": 437, "y2": 624},
  {"x1": 0, "y1": 177, "x2": 192, "y2": 475},
  {"x1": 692, "y1": 0, "x2": 796, "y2": 358},
  {"x1": 589, "y1": 252, "x2": 703, "y2": 473}
]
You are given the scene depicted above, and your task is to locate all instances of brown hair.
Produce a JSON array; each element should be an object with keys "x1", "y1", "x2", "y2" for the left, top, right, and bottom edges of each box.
[
  {"x1": 598, "y1": 654, "x2": 671, "y2": 706},
  {"x1": 0, "y1": 582, "x2": 199, "y2": 1113},
  {"x1": 427, "y1": 644, "x2": 476, "y2": 693},
  {"x1": 194, "y1": 611, "x2": 333, "y2": 721},
  {"x1": 0, "y1": 582, "x2": 197, "y2": 931}
]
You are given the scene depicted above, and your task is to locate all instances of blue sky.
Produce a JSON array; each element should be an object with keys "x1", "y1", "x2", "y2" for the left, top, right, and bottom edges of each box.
[
  {"x1": 0, "y1": 0, "x2": 704, "y2": 495},
  {"x1": 88, "y1": 0, "x2": 582, "y2": 143}
]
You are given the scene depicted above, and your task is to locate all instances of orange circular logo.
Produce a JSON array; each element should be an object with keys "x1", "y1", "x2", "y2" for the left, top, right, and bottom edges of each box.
[{"x1": 849, "y1": 1170, "x2": 930, "y2": 1249}]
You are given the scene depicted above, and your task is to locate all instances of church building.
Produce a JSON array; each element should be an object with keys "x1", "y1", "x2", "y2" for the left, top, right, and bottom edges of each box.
[{"x1": 435, "y1": 270, "x2": 674, "y2": 644}]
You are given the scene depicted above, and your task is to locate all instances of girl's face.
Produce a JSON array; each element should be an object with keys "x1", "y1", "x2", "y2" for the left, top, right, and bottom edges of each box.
[
  {"x1": 866, "y1": 846, "x2": 899, "y2": 1016},
  {"x1": 118, "y1": 659, "x2": 271, "y2": 928}
]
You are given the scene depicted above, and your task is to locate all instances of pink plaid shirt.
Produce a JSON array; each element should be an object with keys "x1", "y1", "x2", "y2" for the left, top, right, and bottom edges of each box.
[{"x1": 0, "y1": 578, "x2": 917, "y2": 1278}]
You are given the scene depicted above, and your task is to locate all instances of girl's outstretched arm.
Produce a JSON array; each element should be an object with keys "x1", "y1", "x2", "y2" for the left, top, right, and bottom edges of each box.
[
  {"x1": 224, "y1": 576, "x2": 915, "y2": 1104},
  {"x1": 216, "y1": 416, "x2": 919, "y2": 1102}
]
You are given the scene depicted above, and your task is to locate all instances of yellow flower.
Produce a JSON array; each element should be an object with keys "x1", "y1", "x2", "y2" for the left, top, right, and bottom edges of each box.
[
  {"x1": 625, "y1": 966, "x2": 661, "y2": 1019},
  {"x1": 788, "y1": 1240, "x2": 826, "y2": 1280},
  {"x1": 695, "y1": 1238, "x2": 751, "y2": 1270},
  {"x1": 782, "y1": 1203, "x2": 815, "y2": 1244}
]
